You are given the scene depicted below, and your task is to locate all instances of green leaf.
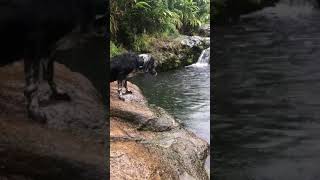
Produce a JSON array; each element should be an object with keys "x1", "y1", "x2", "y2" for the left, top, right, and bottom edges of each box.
[{"x1": 135, "y1": 1, "x2": 151, "y2": 9}]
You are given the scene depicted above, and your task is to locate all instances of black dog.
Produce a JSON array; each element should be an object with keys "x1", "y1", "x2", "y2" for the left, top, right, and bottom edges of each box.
[
  {"x1": 110, "y1": 53, "x2": 157, "y2": 99},
  {"x1": 0, "y1": 0, "x2": 105, "y2": 122}
]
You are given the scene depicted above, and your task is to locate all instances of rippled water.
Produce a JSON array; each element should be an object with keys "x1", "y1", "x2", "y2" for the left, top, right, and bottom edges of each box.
[
  {"x1": 132, "y1": 64, "x2": 210, "y2": 169},
  {"x1": 214, "y1": 1, "x2": 320, "y2": 179}
]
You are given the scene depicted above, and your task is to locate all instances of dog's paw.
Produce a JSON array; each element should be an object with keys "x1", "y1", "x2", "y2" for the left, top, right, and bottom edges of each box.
[
  {"x1": 50, "y1": 92, "x2": 71, "y2": 101},
  {"x1": 118, "y1": 95, "x2": 125, "y2": 101}
]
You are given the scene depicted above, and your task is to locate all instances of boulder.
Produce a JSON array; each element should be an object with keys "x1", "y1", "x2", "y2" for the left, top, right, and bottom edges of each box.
[
  {"x1": 110, "y1": 81, "x2": 209, "y2": 180},
  {"x1": 180, "y1": 35, "x2": 210, "y2": 48},
  {"x1": 0, "y1": 62, "x2": 106, "y2": 179},
  {"x1": 199, "y1": 24, "x2": 210, "y2": 37},
  {"x1": 146, "y1": 36, "x2": 210, "y2": 71}
]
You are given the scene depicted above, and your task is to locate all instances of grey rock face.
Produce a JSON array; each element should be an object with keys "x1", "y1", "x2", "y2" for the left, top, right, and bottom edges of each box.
[
  {"x1": 180, "y1": 35, "x2": 210, "y2": 48},
  {"x1": 199, "y1": 24, "x2": 210, "y2": 37}
]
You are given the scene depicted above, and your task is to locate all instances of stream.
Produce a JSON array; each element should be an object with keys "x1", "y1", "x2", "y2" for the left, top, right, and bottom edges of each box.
[{"x1": 214, "y1": 0, "x2": 320, "y2": 179}]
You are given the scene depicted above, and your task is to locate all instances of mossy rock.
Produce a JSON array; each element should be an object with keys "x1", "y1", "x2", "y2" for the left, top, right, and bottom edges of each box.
[{"x1": 147, "y1": 36, "x2": 208, "y2": 72}]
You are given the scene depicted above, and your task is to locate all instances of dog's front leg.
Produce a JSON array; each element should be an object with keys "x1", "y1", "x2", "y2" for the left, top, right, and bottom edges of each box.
[
  {"x1": 124, "y1": 80, "x2": 132, "y2": 94},
  {"x1": 24, "y1": 58, "x2": 45, "y2": 122},
  {"x1": 42, "y1": 57, "x2": 71, "y2": 101},
  {"x1": 117, "y1": 80, "x2": 122, "y2": 95},
  {"x1": 117, "y1": 80, "x2": 125, "y2": 101}
]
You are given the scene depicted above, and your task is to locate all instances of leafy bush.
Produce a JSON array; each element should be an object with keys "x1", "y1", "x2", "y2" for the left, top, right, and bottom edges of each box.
[
  {"x1": 111, "y1": 0, "x2": 210, "y2": 46},
  {"x1": 110, "y1": 41, "x2": 126, "y2": 58},
  {"x1": 132, "y1": 34, "x2": 156, "y2": 53}
]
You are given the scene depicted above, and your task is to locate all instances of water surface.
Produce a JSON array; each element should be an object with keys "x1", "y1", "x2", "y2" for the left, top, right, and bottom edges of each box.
[
  {"x1": 214, "y1": 1, "x2": 320, "y2": 179},
  {"x1": 133, "y1": 63, "x2": 210, "y2": 169}
]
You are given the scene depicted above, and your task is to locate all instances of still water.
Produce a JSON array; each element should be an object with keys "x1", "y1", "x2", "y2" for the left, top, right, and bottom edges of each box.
[
  {"x1": 214, "y1": 1, "x2": 320, "y2": 179},
  {"x1": 133, "y1": 59, "x2": 210, "y2": 170}
]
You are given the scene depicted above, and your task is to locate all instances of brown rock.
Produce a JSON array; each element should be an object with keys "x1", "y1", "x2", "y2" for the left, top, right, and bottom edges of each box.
[
  {"x1": 0, "y1": 62, "x2": 106, "y2": 179},
  {"x1": 110, "y1": 81, "x2": 209, "y2": 180}
]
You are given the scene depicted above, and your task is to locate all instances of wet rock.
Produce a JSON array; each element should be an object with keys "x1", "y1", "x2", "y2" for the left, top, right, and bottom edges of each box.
[
  {"x1": 147, "y1": 36, "x2": 210, "y2": 71},
  {"x1": 0, "y1": 61, "x2": 105, "y2": 136},
  {"x1": 199, "y1": 24, "x2": 210, "y2": 37},
  {"x1": 0, "y1": 62, "x2": 106, "y2": 179},
  {"x1": 180, "y1": 35, "x2": 210, "y2": 49},
  {"x1": 110, "y1": 81, "x2": 209, "y2": 180},
  {"x1": 110, "y1": 82, "x2": 179, "y2": 132}
]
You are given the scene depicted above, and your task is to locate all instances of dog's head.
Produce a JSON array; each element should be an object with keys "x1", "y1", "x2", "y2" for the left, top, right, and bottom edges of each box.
[{"x1": 139, "y1": 54, "x2": 157, "y2": 76}]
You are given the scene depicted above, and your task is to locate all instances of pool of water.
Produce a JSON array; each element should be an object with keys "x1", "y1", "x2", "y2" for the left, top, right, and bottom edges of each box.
[
  {"x1": 214, "y1": 1, "x2": 320, "y2": 179},
  {"x1": 132, "y1": 64, "x2": 210, "y2": 170}
]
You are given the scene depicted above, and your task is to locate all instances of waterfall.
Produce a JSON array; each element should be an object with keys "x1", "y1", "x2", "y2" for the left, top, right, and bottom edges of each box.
[
  {"x1": 186, "y1": 48, "x2": 210, "y2": 68},
  {"x1": 196, "y1": 48, "x2": 210, "y2": 64}
]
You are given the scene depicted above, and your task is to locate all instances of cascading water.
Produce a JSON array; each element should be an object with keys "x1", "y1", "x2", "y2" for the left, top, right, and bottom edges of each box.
[
  {"x1": 197, "y1": 47, "x2": 210, "y2": 64},
  {"x1": 187, "y1": 47, "x2": 210, "y2": 67}
]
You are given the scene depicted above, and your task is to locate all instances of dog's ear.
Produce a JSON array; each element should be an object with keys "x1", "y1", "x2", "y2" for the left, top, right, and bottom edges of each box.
[
  {"x1": 145, "y1": 57, "x2": 157, "y2": 72},
  {"x1": 138, "y1": 56, "x2": 144, "y2": 69},
  {"x1": 138, "y1": 54, "x2": 149, "y2": 72},
  {"x1": 150, "y1": 57, "x2": 157, "y2": 66}
]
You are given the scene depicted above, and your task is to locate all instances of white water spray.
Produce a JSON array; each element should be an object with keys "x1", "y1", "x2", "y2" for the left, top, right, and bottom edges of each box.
[
  {"x1": 197, "y1": 48, "x2": 210, "y2": 64},
  {"x1": 187, "y1": 48, "x2": 210, "y2": 68}
]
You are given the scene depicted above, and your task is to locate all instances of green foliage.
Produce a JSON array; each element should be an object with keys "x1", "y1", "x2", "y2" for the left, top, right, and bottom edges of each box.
[
  {"x1": 111, "y1": 0, "x2": 210, "y2": 47},
  {"x1": 110, "y1": 41, "x2": 126, "y2": 58},
  {"x1": 132, "y1": 34, "x2": 155, "y2": 53}
]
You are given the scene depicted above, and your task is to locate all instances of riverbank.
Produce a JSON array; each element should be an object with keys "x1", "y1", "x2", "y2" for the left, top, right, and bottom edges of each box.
[
  {"x1": 148, "y1": 35, "x2": 210, "y2": 71},
  {"x1": 111, "y1": 32, "x2": 210, "y2": 72},
  {"x1": 110, "y1": 81, "x2": 209, "y2": 179}
]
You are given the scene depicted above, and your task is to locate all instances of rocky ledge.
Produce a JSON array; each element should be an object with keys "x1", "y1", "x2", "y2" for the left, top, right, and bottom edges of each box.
[
  {"x1": 110, "y1": 81, "x2": 209, "y2": 180},
  {"x1": 148, "y1": 35, "x2": 210, "y2": 72},
  {"x1": 0, "y1": 62, "x2": 106, "y2": 179}
]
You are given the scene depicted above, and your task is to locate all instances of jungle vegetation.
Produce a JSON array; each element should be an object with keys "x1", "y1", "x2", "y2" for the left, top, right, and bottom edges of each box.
[{"x1": 110, "y1": 0, "x2": 210, "y2": 57}]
